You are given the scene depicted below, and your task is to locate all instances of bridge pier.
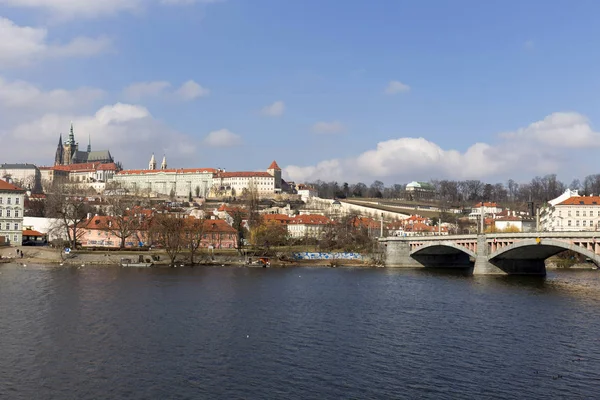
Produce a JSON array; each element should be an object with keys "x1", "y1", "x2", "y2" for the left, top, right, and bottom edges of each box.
[{"x1": 473, "y1": 235, "x2": 506, "y2": 275}]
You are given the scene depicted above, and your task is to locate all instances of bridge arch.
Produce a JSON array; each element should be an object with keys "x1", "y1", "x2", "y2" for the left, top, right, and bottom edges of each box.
[
  {"x1": 488, "y1": 238, "x2": 600, "y2": 272},
  {"x1": 410, "y1": 242, "x2": 476, "y2": 259}
]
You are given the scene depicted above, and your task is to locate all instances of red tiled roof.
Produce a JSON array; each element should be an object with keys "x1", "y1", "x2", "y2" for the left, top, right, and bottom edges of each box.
[
  {"x1": 22, "y1": 229, "x2": 44, "y2": 236},
  {"x1": 263, "y1": 214, "x2": 292, "y2": 224},
  {"x1": 0, "y1": 179, "x2": 25, "y2": 192},
  {"x1": 52, "y1": 162, "x2": 116, "y2": 172},
  {"x1": 473, "y1": 202, "x2": 499, "y2": 208},
  {"x1": 118, "y1": 168, "x2": 217, "y2": 175},
  {"x1": 558, "y1": 196, "x2": 600, "y2": 206},
  {"x1": 203, "y1": 219, "x2": 237, "y2": 233},
  {"x1": 289, "y1": 215, "x2": 332, "y2": 225},
  {"x1": 268, "y1": 161, "x2": 281, "y2": 170},
  {"x1": 217, "y1": 171, "x2": 272, "y2": 178}
]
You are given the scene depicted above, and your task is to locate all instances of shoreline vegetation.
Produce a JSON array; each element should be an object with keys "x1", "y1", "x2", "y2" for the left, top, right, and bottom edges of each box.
[
  {"x1": 0, "y1": 246, "x2": 377, "y2": 268},
  {"x1": 1, "y1": 246, "x2": 596, "y2": 270}
]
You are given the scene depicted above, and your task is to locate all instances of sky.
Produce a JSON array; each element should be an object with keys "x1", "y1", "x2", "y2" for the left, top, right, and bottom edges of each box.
[{"x1": 1, "y1": 0, "x2": 600, "y2": 185}]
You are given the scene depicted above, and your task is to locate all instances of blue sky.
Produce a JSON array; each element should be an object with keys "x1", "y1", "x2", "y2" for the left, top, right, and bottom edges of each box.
[{"x1": 1, "y1": 0, "x2": 600, "y2": 184}]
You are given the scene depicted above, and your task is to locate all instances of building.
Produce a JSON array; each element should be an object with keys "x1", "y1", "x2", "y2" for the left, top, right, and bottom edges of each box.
[
  {"x1": 22, "y1": 217, "x2": 68, "y2": 241},
  {"x1": 0, "y1": 179, "x2": 25, "y2": 245},
  {"x1": 211, "y1": 161, "x2": 282, "y2": 197},
  {"x1": 78, "y1": 215, "x2": 150, "y2": 248},
  {"x1": 296, "y1": 184, "x2": 318, "y2": 202},
  {"x1": 405, "y1": 181, "x2": 435, "y2": 200},
  {"x1": 0, "y1": 163, "x2": 42, "y2": 192},
  {"x1": 543, "y1": 195, "x2": 600, "y2": 231},
  {"x1": 200, "y1": 219, "x2": 238, "y2": 249},
  {"x1": 287, "y1": 214, "x2": 332, "y2": 239},
  {"x1": 54, "y1": 123, "x2": 114, "y2": 166},
  {"x1": 493, "y1": 215, "x2": 536, "y2": 232},
  {"x1": 469, "y1": 202, "x2": 503, "y2": 220},
  {"x1": 540, "y1": 188, "x2": 581, "y2": 231}
]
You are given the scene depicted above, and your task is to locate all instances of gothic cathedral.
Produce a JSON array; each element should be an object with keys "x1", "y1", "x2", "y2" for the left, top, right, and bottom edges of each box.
[{"x1": 54, "y1": 123, "x2": 115, "y2": 166}]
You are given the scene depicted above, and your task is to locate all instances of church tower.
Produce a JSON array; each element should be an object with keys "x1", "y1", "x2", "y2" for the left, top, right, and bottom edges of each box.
[
  {"x1": 267, "y1": 160, "x2": 282, "y2": 191},
  {"x1": 87, "y1": 134, "x2": 91, "y2": 153},
  {"x1": 149, "y1": 153, "x2": 156, "y2": 170},
  {"x1": 161, "y1": 155, "x2": 167, "y2": 170},
  {"x1": 63, "y1": 122, "x2": 79, "y2": 165},
  {"x1": 54, "y1": 133, "x2": 64, "y2": 166}
]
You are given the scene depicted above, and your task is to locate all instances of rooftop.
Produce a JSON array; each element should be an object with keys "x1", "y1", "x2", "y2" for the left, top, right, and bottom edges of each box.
[
  {"x1": 558, "y1": 196, "x2": 600, "y2": 206},
  {"x1": 0, "y1": 179, "x2": 25, "y2": 192}
]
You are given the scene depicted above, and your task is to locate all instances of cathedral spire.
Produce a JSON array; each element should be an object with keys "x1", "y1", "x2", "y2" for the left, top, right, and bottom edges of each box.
[
  {"x1": 161, "y1": 154, "x2": 167, "y2": 170},
  {"x1": 149, "y1": 153, "x2": 156, "y2": 170},
  {"x1": 54, "y1": 133, "x2": 64, "y2": 166},
  {"x1": 87, "y1": 134, "x2": 91, "y2": 153},
  {"x1": 68, "y1": 121, "x2": 75, "y2": 145}
]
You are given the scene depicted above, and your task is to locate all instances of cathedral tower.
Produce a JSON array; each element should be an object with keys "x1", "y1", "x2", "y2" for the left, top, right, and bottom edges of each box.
[
  {"x1": 161, "y1": 155, "x2": 167, "y2": 170},
  {"x1": 149, "y1": 153, "x2": 156, "y2": 170},
  {"x1": 267, "y1": 160, "x2": 282, "y2": 190},
  {"x1": 54, "y1": 133, "x2": 64, "y2": 166}
]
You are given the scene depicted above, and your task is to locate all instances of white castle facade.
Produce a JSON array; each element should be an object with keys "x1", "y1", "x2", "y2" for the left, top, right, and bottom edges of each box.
[{"x1": 112, "y1": 155, "x2": 282, "y2": 198}]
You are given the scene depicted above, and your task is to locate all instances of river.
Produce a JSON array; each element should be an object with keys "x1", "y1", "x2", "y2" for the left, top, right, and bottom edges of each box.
[{"x1": 0, "y1": 265, "x2": 599, "y2": 399}]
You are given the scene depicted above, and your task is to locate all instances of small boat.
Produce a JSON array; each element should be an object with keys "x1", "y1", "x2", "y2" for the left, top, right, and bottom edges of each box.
[{"x1": 120, "y1": 255, "x2": 153, "y2": 268}]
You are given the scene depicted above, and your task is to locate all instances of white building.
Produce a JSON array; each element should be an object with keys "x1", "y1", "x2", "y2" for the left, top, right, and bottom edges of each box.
[
  {"x1": 0, "y1": 179, "x2": 25, "y2": 245},
  {"x1": 296, "y1": 184, "x2": 318, "y2": 202},
  {"x1": 211, "y1": 161, "x2": 282, "y2": 198},
  {"x1": 0, "y1": 163, "x2": 42, "y2": 192},
  {"x1": 494, "y1": 215, "x2": 536, "y2": 232},
  {"x1": 543, "y1": 195, "x2": 600, "y2": 231},
  {"x1": 540, "y1": 188, "x2": 581, "y2": 231},
  {"x1": 287, "y1": 214, "x2": 332, "y2": 239},
  {"x1": 469, "y1": 202, "x2": 503, "y2": 220}
]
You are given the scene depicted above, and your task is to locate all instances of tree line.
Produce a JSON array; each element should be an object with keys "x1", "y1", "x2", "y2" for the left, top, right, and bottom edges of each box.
[{"x1": 307, "y1": 174, "x2": 600, "y2": 206}]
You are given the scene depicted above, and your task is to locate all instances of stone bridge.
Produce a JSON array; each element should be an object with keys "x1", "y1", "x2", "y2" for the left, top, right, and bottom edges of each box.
[{"x1": 379, "y1": 232, "x2": 600, "y2": 275}]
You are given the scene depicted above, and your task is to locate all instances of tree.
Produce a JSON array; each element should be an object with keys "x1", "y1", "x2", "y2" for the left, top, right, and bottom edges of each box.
[
  {"x1": 183, "y1": 217, "x2": 206, "y2": 265},
  {"x1": 105, "y1": 195, "x2": 143, "y2": 249},
  {"x1": 46, "y1": 183, "x2": 91, "y2": 249},
  {"x1": 150, "y1": 213, "x2": 185, "y2": 267},
  {"x1": 231, "y1": 209, "x2": 246, "y2": 254},
  {"x1": 368, "y1": 180, "x2": 384, "y2": 198}
]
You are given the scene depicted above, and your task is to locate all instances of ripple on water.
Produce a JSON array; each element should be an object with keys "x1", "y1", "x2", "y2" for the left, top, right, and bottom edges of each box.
[{"x1": 0, "y1": 266, "x2": 599, "y2": 399}]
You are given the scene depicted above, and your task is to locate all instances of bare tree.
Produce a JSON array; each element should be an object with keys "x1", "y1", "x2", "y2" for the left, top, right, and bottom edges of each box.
[
  {"x1": 46, "y1": 183, "x2": 91, "y2": 249},
  {"x1": 183, "y1": 217, "x2": 206, "y2": 265},
  {"x1": 104, "y1": 195, "x2": 144, "y2": 249},
  {"x1": 150, "y1": 213, "x2": 185, "y2": 267}
]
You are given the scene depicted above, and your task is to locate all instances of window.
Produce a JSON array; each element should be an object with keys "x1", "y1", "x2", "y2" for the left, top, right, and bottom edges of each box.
[
  {"x1": 568, "y1": 220, "x2": 572, "y2": 226},
  {"x1": 15, "y1": 197, "x2": 19, "y2": 205},
  {"x1": 583, "y1": 221, "x2": 587, "y2": 226},
  {"x1": 5, "y1": 223, "x2": 9, "y2": 230},
  {"x1": 0, "y1": 210, "x2": 2, "y2": 217},
  {"x1": 568, "y1": 211, "x2": 572, "y2": 217},
  {"x1": 13, "y1": 235, "x2": 17, "y2": 242},
  {"x1": 7, "y1": 198, "x2": 11, "y2": 205},
  {"x1": 583, "y1": 211, "x2": 587, "y2": 217},
  {"x1": 576, "y1": 211, "x2": 580, "y2": 217},
  {"x1": 14, "y1": 223, "x2": 18, "y2": 230},
  {"x1": 14, "y1": 210, "x2": 18, "y2": 217},
  {"x1": 6, "y1": 210, "x2": 10, "y2": 217},
  {"x1": 0, "y1": 197, "x2": 2, "y2": 204},
  {"x1": 558, "y1": 211, "x2": 562, "y2": 217},
  {"x1": 576, "y1": 220, "x2": 580, "y2": 226}
]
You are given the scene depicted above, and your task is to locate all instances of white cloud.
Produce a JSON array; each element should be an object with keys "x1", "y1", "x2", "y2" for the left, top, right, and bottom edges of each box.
[
  {"x1": 284, "y1": 112, "x2": 599, "y2": 183},
  {"x1": 0, "y1": 0, "x2": 142, "y2": 18},
  {"x1": 0, "y1": 0, "x2": 223, "y2": 19},
  {"x1": 312, "y1": 121, "x2": 345, "y2": 134},
  {"x1": 500, "y1": 112, "x2": 599, "y2": 148},
  {"x1": 261, "y1": 100, "x2": 285, "y2": 117},
  {"x1": 385, "y1": 80, "x2": 410, "y2": 95},
  {"x1": 203, "y1": 129, "x2": 242, "y2": 147},
  {"x1": 1, "y1": 103, "x2": 198, "y2": 167},
  {"x1": 0, "y1": 77, "x2": 104, "y2": 111},
  {"x1": 123, "y1": 80, "x2": 209, "y2": 101},
  {"x1": 175, "y1": 80, "x2": 210, "y2": 100},
  {"x1": 123, "y1": 81, "x2": 171, "y2": 100},
  {"x1": 0, "y1": 17, "x2": 111, "y2": 67}
]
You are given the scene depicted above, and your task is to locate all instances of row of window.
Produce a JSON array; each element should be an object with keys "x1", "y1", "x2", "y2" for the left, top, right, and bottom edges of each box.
[
  {"x1": 0, "y1": 197, "x2": 20, "y2": 205},
  {"x1": 0, "y1": 223, "x2": 20, "y2": 230},
  {"x1": 565, "y1": 220, "x2": 598, "y2": 227},
  {"x1": 4, "y1": 235, "x2": 19, "y2": 243},
  {"x1": 0, "y1": 210, "x2": 19, "y2": 217},
  {"x1": 559, "y1": 210, "x2": 600, "y2": 217}
]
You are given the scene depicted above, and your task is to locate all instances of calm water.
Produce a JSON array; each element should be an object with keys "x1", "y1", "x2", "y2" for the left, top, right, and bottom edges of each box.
[{"x1": 0, "y1": 265, "x2": 599, "y2": 399}]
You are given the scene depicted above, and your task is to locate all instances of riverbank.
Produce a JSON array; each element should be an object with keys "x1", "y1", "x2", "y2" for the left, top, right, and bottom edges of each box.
[{"x1": 0, "y1": 246, "x2": 375, "y2": 268}]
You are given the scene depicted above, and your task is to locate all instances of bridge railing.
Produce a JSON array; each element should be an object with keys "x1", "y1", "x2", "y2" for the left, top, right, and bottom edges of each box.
[{"x1": 380, "y1": 231, "x2": 600, "y2": 243}]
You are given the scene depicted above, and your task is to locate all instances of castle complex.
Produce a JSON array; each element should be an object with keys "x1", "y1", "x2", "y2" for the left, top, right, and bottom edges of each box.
[{"x1": 54, "y1": 123, "x2": 114, "y2": 166}]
